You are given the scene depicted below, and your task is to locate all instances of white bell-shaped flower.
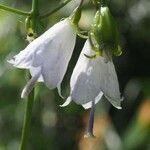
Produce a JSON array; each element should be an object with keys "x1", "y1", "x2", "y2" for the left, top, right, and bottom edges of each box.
[
  {"x1": 61, "y1": 39, "x2": 122, "y2": 109},
  {"x1": 8, "y1": 19, "x2": 76, "y2": 98}
]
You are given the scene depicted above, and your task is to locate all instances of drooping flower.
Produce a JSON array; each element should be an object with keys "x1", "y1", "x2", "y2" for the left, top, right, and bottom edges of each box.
[
  {"x1": 61, "y1": 39, "x2": 122, "y2": 137},
  {"x1": 8, "y1": 18, "x2": 76, "y2": 98},
  {"x1": 61, "y1": 39, "x2": 122, "y2": 109},
  {"x1": 61, "y1": 4, "x2": 123, "y2": 109}
]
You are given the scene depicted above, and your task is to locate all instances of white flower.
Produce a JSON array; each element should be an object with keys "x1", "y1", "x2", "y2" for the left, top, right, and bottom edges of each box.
[
  {"x1": 61, "y1": 39, "x2": 122, "y2": 109},
  {"x1": 8, "y1": 19, "x2": 76, "y2": 98}
]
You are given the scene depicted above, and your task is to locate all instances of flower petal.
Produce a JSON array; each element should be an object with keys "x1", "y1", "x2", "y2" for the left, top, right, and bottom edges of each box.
[
  {"x1": 30, "y1": 66, "x2": 44, "y2": 82},
  {"x1": 8, "y1": 19, "x2": 76, "y2": 92},
  {"x1": 82, "y1": 91, "x2": 103, "y2": 109},
  {"x1": 69, "y1": 39, "x2": 122, "y2": 109},
  {"x1": 69, "y1": 40, "x2": 103, "y2": 105},
  {"x1": 97, "y1": 59, "x2": 122, "y2": 109},
  {"x1": 40, "y1": 19, "x2": 76, "y2": 89},
  {"x1": 21, "y1": 69, "x2": 41, "y2": 98},
  {"x1": 7, "y1": 48, "x2": 33, "y2": 69},
  {"x1": 60, "y1": 96, "x2": 72, "y2": 107},
  {"x1": 57, "y1": 84, "x2": 65, "y2": 99}
]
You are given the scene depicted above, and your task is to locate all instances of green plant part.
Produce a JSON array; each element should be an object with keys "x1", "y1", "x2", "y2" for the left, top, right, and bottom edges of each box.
[
  {"x1": 86, "y1": 10, "x2": 102, "y2": 58},
  {"x1": 69, "y1": 6, "x2": 81, "y2": 27},
  {"x1": 88, "y1": 4, "x2": 122, "y2": 58},
  {"x1": 92, "y1": 0, "x2": 101, "y2": 9},
  {"x1": 69, "y1": 0, "x2": 88, "y2": 39},
  {"x1": 97, "y1": 6, "x2": 122, "y2": 56},
  {"x1": 25, "y1": 17, "x2": 36, "y2": 42}
]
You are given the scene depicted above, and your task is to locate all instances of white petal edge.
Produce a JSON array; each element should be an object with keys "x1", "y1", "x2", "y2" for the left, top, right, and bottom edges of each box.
[
  {"x1": 57, "y1": 84, "x2": 65, "y2": 99},
  {"x1": 21, "y1": 70, "x2": 41, "y2": 99},
  {"x1": 82, "y1": 91, "x2": 103, "y2": 109},
  {"x1": 60, "y1": 96, "x2": 72, "y2": 107},
  {"x1": 105, "y1": 95, "x2": 123, "y2": 109}
]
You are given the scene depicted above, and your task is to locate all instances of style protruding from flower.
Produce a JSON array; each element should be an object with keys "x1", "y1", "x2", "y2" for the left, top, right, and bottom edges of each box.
[
  {"x1": 61, "y1": 2, "x2": 123, "y2": 137},
  {"x1": 61, "y1": 39, "x2": 123, "y2": 137},
  {"x1": 61, "y1": 39, "x2": 122, "y2": 109},
  {"x1": 61, "y1": 3, "x2": 123, "y2": 110},
  {"x1": 7, "y1": 0, "x2": 123, "y2": 138}
]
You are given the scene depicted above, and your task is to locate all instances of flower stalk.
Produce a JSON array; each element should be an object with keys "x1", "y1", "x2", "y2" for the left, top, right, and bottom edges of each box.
[
  {"x1": 0, "y1": 0, "x2": 72, "y2": 20},
  {"x1": 19, "y1": 76, "x2": 34, "y2": 150},
  {"x1": 0, "y1": 3, "x2": 30, "y2": 16},
  {"x1": 19, "y1": 0, "x2": 39, "y2": 150},
  {"x1": 40, "y1": 0, "x2": 72, "y2": 19},
  {"x1": 30, "y1": 0, "x2": 39, "y2": 35}
]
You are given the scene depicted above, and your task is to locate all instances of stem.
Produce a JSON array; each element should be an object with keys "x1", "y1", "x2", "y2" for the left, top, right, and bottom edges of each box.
[
  {"x1": 0, "y1": 3, "x2": 30, "y2": 16},
  {"x1": 40, "y1": 0, "x2": 72, "y2": 19},
  {"x1": 19, "y1": 0, "x2": 39, "y2": 149},
  {"x1": 19, "y1": 84, "x2": 34, "y2": 150},
  {"x1": 31, "y1": 0, "x2": 39, "y2": 14},
  {"x1": 31, "y1": 0, "x2": 39, "y2": 34}
]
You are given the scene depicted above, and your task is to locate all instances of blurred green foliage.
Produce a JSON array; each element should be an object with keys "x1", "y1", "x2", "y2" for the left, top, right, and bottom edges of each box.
[{"x1": 0, "y1": 0, "x2": 150, "y2": 150}]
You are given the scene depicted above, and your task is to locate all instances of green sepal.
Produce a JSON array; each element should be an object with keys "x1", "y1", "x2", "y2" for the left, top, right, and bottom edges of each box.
[
  {"x1": 92, "y1": 0, "x2": 101, "y2": 9},
  {"x1": 69, "y1": 2, "x2": 90, "y2": 40},
  {"x1": 98, "y1": 6, "x2": 122, "y2": 56},
  {"x1": 25, "y1": 17, "x2": 37, "y2": 42},
  {"x1": 114, "y1": 45, "x2": 122, "y2": 56},
  {"x1": 88, "y1": 11, "x2": 102, "y2": 56},
  {"x1": 69, "y1": 6, "x2": 81, "y2": 27},
  {"x1": 26, "y1": 28, "x2": 37, "y2": 43},
  {"x1": 89, "y1": 6, "x2": 123, "y2": 57},
  {"x1": 84, "y1": 53, "x2": 96, "y2": 59},
  {"x1": 84, "y1": 50, "x2": 101, "y2": 59},
  {"x1": 68, "y1": 2, "x2": 85, "y2": 39}
]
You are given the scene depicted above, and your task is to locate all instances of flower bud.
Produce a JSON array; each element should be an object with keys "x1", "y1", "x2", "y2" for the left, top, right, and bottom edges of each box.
[
  {"x1": 89, "y1": 5, "x2": 122, "y2": 57},
  {"x1": 99, "y1": 6, "x2": 122, "y2": 56},
  {"x1": 89, "y1": 11, "x2": 102, "y2": 56}
]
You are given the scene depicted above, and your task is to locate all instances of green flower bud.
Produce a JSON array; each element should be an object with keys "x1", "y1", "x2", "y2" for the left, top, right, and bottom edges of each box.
[
  {"x1": 89, "y1": 11, "x2": 102, "y2": 56},
  {"x1": 89, "y1": 5, "x2": 122, "y2": 57},
  {"x1": 99, "y1": 6, "x2": 122, "y2": 56}
]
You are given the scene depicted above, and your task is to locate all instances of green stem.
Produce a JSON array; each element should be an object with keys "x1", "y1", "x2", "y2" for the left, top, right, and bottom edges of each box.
[
  {"x1": 0, "y1": 3, "x2": 30, "y2": 16},
  {"x1": 31, "y1": 0, "x2": 39, "y2": 33},
  {"x1": 19, "y1": 84, "x2": 34, "y2": 150},
  {"x1": 40, "y1": 0, "x2": 72, "y2": 19},
  {"x1": 31, "y1": 0, "x2": 39, "y2": 14},
  {"x1": 19, "y1": 1, "x2": 39, "y2": 150}
]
